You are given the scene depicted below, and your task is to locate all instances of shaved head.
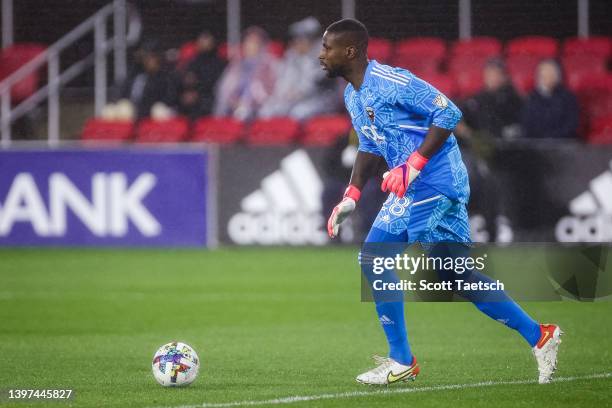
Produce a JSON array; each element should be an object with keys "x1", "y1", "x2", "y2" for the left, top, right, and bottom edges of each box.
[
  {"x1": 319, "y1": 19, "x2": 369, "y2": 79},
  {"x1": 325, "y1": 18, "x2": 369, "y2": 57}
]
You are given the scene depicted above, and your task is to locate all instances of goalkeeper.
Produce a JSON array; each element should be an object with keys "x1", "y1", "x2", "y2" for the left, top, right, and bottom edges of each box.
[{"x1": 320, "y1": 18, "x2": 562, "y2": 385}]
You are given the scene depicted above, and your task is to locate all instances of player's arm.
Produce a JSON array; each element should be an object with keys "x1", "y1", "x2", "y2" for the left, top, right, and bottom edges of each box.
[
  {"x1": 327, "y1": 150, "x2": 384, "y2": 239},
  {"x1": 349, "y1": 150, "x2": 385, "y2": 190},
  {"x1": 382, "y1": 77, "x2": 462, "y2": 198}
]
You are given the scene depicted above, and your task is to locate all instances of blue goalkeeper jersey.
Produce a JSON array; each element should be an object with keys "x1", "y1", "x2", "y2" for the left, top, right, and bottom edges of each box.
[{"x1": 344, "y1": 60, "x2": 470, "y2": 203}]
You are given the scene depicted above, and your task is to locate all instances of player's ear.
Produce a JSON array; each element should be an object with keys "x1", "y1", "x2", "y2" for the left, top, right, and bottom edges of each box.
[{"x1": 345, "y1": 45, "x2": 357, "y2": 59}]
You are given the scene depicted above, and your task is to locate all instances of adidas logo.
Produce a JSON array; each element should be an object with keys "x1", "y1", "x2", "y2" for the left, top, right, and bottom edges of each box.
[
  {"x1": 556, "y1": 160, "x2": 612, "y2": 242},
  {"x1": 227, "y1": 149, "x2": 329, "y2": 245},
  {"x1": 379, "y1": 315, "x2": 394, "y2": 325}
]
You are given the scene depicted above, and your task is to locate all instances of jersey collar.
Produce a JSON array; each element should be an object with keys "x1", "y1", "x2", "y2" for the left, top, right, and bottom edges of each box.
[{"x1": 354, "y1": 60, "x2": 376, "y2": 92}]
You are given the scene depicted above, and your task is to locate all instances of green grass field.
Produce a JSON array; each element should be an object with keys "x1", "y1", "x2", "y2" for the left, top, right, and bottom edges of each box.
[{"x1": 1, "y1": 247, "x2": 611, "y2": 408}]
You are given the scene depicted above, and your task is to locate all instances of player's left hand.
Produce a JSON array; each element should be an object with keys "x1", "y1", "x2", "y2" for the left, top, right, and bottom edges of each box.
[{"x1": 381, "y1": 151, "x2": 429, "y2": 198}]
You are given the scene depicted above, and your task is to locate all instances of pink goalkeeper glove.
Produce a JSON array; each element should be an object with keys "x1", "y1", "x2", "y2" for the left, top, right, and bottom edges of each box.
[
  {"x1": 327, "y1": 185, "x2": 361, "y2": 238},
  {"x1": 381, "y1": 151, "x2": 429, "y2": 198}
]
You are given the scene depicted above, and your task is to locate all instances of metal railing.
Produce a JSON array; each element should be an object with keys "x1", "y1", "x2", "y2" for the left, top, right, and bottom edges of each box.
[{"x1": 0, "y1": 0, "x2": 139, "y2": 147}]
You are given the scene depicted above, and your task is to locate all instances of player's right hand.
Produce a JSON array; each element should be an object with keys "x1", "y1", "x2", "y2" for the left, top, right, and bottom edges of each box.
[{"x1": 327, "y1": 185, "x2": 361, "y2": 238}]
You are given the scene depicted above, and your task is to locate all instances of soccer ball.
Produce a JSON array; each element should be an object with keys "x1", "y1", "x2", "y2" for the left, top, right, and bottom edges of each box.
[{"x1": 152, "y1": 342, "x2": 200, "y2": 387}]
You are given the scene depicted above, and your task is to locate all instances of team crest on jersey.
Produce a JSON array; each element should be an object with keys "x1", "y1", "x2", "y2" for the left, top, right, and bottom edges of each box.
[
  {"x1": 433, "y1": 94, "x2": 448, "y2": 109},
  {"x1": 365, "y1": 106, "x2": 375, "y2": 122}
]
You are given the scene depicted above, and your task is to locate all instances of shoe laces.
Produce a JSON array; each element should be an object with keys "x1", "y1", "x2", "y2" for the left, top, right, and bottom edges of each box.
[{"x1": 371, "y1": 355, "x2": 395, "y2": 375}]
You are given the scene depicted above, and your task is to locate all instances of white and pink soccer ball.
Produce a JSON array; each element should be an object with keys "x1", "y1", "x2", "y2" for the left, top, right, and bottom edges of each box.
[{"x1": 151, "y1": 342, "x2": 200, "y2": 387}]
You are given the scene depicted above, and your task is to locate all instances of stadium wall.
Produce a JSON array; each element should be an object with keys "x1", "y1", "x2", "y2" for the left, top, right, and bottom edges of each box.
[
  {"x1": 0, "y1": 147, "x2": 212, "y2": 246},
  {"x1": 0, "y1": 143, "x2": 611, "y2": 247}
]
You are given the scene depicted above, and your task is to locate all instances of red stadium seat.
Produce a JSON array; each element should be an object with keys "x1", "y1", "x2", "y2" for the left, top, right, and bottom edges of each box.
[
  {"x1": 392, "y1": 37, "x2": 446, "y2": 75},
  {"x1": 571, "y1": 73, "x2": 612, "y2": 125},
  {"x1": 135, "y1": 117, "x2": 190, "y2": 143},
  {"x1": 586, "y1": 115, "x2": 612, "y2": 144},
  {"x1": 419, "y1": 73, "x2": 457, "y2": 98},
  {"x1": 447, "y1": 54, "x2": 491, "y2": 77},
  {"x1": 268, "y1": 41, "x2": 285, "y2": 58},
  {"x1": 562, "y1": 53, "x2": 607, "y2": 79},
  {"x1": 584, "y1": 93, "x2": 612, "y2": 120},
  {"x1": 191, "y1": 116, "x2": 244, "y2": 144},
  {"x1": 507, "y1": 36, "x2": 559, "y2": 58},
  {"x1": 368, "y1": 38, "x2": 393, "y2": 63},
  {"x1": 510, "y1": 70, "x2": 534, "y2": 96},
  {"x1": 302, "y1": 114, "x2": 351, "y2": 146},
  {"x1": 81, "y1": 119, "x2": 134, "y2": 142},
  {"x1": 392, "y1": 55, "x2": 440, "y2": 77},
  {"x1": 448, "y1": 37, "x2": 502, "y2": 77},
  {"x1": 451, "y1": 37, "x2": 502, "y2": 57},
  {"x1": 452, "y1": 70, "x2": 482, "y2": 99},
  {"x1": 247, "y1": 117, "x2": 300, "y2": 145},
  {"x1": 0, "y1": 43, "x2": 46, "y2": 103},
  {"x1": 177, "y1": 41, "x2": 198, "y2": 69},
  {"x1": 507, "y1": 55, "x2": 541, "y2": 94},
  {"x1": 396, "y1": 37, "x2": 446, "y2": 59},
  {"x1": 563, "y1": 36, "x2": 611, "y2": 58},
  {"x1": 217, "y1": 42, "x2": 229, "y2": 60}
]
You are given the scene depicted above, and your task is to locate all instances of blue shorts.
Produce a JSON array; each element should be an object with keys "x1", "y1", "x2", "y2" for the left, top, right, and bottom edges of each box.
[{"x1": 368, "y1": 184, "x2": 471, "y2": 244}]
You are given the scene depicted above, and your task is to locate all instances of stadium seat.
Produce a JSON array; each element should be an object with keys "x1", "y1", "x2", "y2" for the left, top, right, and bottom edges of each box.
[
  {"x1": 392, "y1": 55, "x2": 440, "y2": 77},
  {"x1": 396, "y1": 37, "x2": 447, "y2": 59},
  {"x1": 563, "y1": 36, "x2": 611, "y2": 58},
  {"x1": 302, "y1": 114, "x2": 351, "y2": 146},
  {"x1": 562, "y1": 53, "x2": 607, "y2": 79},
  {"x1": 451, "y1": 37, "x2": 502, "y2": 57},
  {"x1": 507, "y1": 55, "x2": 540, "y2": 94},
  {"x1": 392, "y1": 37, "x2": 446, "y2": 75},
  {"x1": 506, "y1": 36, "x2": 559, "y2": 58},
  {"x1": 571, "y1": 73, "x2": 612, "y2": 124},
  {"x1": 452, "y1": 69, "x2": 482, "y2": 99},
  {"x1": 268, "y1": 40, "x2": 285, "y2": 58},
  {"x1": 510, "y1": 70, "x2": 535, "y2": 95},
  {"x1": 448, "y1": 37, "x2": 502, "y2": 79},
  {"x1": 81, "y1": 118, "x2": 134, "y2": 142},
  {"x1": 246, "y1": 117, "x2": 300, "y2": 145},
  {"x1": 586, "y1": 116, "x2": 612, "y2": 144},
  {"x1": 585, "y1": 92, "x2": 612, "y2": 121},
  {"x1": 419, "y1": 73, "x2": 456, "y2": 98},
  {"x1": 0, "y1": 43, "x2": 46, "y2": 103},
  {"x1": 368, "y1": 38, "x2": 393, "y2": 63},
  {"x1": 135, "y1": 117, "x2": 190, "y2": 143},
  {"x1": 191, "y1": 116, "x2": 244, "y2": 144},
  {"x1": 177, "y1": 41, "x2": 198, "y2": 69},
  {"x1": 447, "y1": 54, "x2": 490, "y2": 78},
  {"x1": 217, "y1": 42, "x2": 229, "y2": 60}
]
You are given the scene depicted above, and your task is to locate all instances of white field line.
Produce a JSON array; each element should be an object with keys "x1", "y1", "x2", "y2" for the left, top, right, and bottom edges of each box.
[{"x1": 153, "y1": 372, "x2": 612, "y2": 408}]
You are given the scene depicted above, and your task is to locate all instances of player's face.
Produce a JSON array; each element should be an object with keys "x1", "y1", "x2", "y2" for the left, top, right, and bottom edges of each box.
[{"x1": 319, "y1": 32, "x2": 348, "y2": 78}]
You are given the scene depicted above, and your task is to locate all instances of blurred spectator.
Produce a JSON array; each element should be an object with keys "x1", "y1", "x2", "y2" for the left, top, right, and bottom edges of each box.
[
  {"x1": 119, "y1": 41, "x2": 177, "y2": 119},
  {"x1": 178, "y1": 32, "x2": 226, "y2": 119},
  {"x1": 213, "y1": 27, "x2": 278, "y2": 121},
  {"x1": 460, "y1": 58, "x2": 523, "y2": 140},
  {"x1": 258, "y1": 17, "x2": 339, "y2": 121},
  {"x1": 522, "y1": 59, "x2": 579, "y2": 139}
]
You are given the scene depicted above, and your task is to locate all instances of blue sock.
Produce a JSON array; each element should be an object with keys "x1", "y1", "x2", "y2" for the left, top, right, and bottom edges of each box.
[
  {"x1": 429, "y1": 243, "x2": 541, "y2": 347},
  {"x1": 375, "y1": 301, "x2": 413, "y2": 365},
  {"x1": 363, "y1": 227, "x2": 414, "y2": 365}
]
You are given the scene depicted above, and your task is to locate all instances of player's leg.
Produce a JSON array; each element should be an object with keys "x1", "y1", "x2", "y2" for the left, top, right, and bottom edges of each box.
[
  {"x1": 362, "y1": 226, "x2": 413, "y2": 366},
  {"x1": 356, "y1": 194, "x2": 421, "y2": 385},
  {"x1": 424, "y1": 202, "x2": 562, "y2": 383}
]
